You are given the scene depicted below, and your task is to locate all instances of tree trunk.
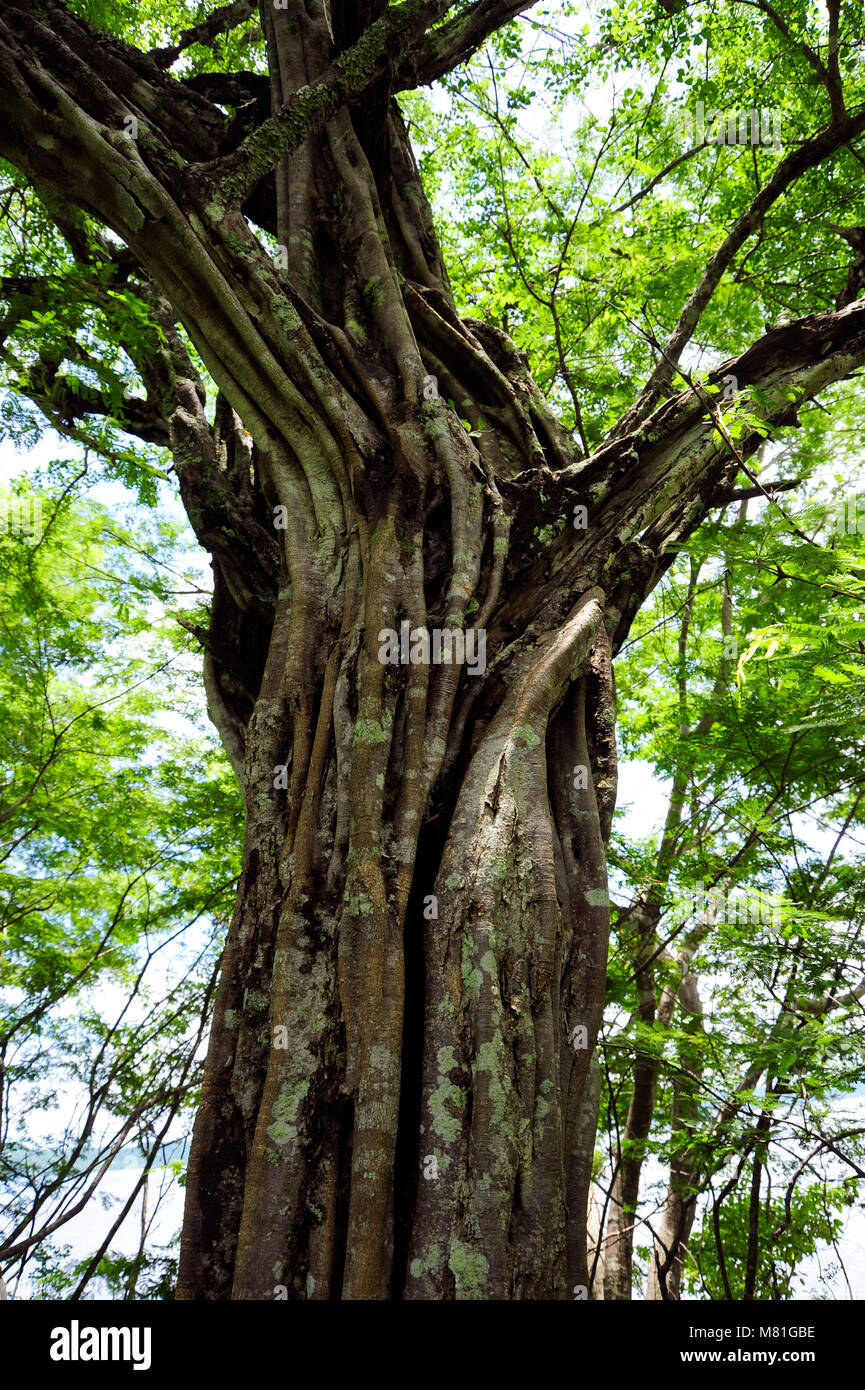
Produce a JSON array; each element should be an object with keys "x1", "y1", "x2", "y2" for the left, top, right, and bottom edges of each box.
[
  {"x1": 603, "y1": 909, "x2": 660, "y2": 1301},
  {"x1": 646, "y1": 976, "x2": 705, "y2": 1301},
  {"x1": 3, "y1": 0, "x2": 865, "y2": 1300}
]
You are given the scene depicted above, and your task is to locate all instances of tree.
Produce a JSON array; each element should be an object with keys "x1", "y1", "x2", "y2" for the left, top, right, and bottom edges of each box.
[
  {"x1": 0, "y1": 485, "x2": 238, "y2": 1298},
  {"x1": 594, "y1": 472, "x2": 865, "y2": 1299},
  {"x1": 1, "y1": 0, "x2": 865, "y2": 1300}
]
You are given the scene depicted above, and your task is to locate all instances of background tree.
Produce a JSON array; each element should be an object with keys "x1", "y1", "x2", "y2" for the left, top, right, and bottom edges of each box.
[
  {"x1": 0, "y1": 0, "x2": 864, "y2": 1300},
  {"x1": 593, "y1": 442, "x2": 865, "y2": 1298},
  {"x1": 0, "y1": 484, "x2": 239, "y2": 1297}
]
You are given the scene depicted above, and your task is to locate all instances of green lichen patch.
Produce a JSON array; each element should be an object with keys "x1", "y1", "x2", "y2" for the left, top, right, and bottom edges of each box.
[
  {"x1": 513, "y1": 724, "x2": 541, "y2": 748},
  {"x1": 476, "y1": 1038, "x2": 515, "y2": 1133},
  {"x1": 353, "y1": 718, "x2": 386, "y2": 746},
  {"x1": 448, "y1": 1241, "x2": 489, "y2": 1299},
  {"x1": 409, "y1": 1242, "x2": 443, "y2": 1281},
  {"x1": 490, "y1": 854, "x2": 509, "y2": 882},
  {"x1": 429, "y1": 1073, "x2": 464, "y2": 1143},
  {"x1": 266, "y1": 1076, "x2": 309, "y2": 1148},
  {"x1": 479, "y1": 950, "x2": 498, "y2": 977},
  {"x1": 243, "y1": 988, "x2": 268, "y2": 1013},
  {"x1": 461, "y1": 936, "x2": 482, "y2": 995},
  {"x1": 437, "y1": 1045, "x2": 458, "y2": 1073},
  {"x1": 584, "y1": 887, "x2": 609, "y2": 907}
]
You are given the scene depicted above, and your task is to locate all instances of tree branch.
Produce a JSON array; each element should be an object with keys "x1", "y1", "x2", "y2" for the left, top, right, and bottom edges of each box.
[
  {"x1": 611, "y1": 109, "x2": 865, "y2": 437},
  {"x1": 714, "y1": 479, "x2": 800, "y2": 503},
  {"x1": 738, "y1": 0, "x2": 846, "y2": 124},
  {"x1": 18, "y1": 355, "x2": 170, "y2": 447},
  {"x1": 207, "y1": 0, "x2": 456, "y2": 205},
  {"x1": 150, "y1": 0, "x2": 259, "y2": 71},
  {"x1": 395, "y1": 0, "x2": 543, "y2": 88}
]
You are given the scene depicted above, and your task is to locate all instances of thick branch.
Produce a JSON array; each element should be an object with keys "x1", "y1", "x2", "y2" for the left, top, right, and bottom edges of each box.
[
  {"x1": 207, "y1": 0, "x2": 454, "y2": 204},
  {"x1": 18, "y1": 355, "x2": 170, "y2": 447},
  {"x1": 395, "y1": 0, "x2": 542, "y2": 88}
]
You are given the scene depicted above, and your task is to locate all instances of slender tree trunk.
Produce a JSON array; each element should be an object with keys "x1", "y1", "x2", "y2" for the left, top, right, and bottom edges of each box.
[
  {"x1": 603, "y1": 538, "x2": 739, "y2": 1299},
  {"x1": 603, "y1": 910, "x2": 659, "y2": 1301},
  {"x1": 646, "y1": 978, "x2": 705, "y2": 1301}
]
